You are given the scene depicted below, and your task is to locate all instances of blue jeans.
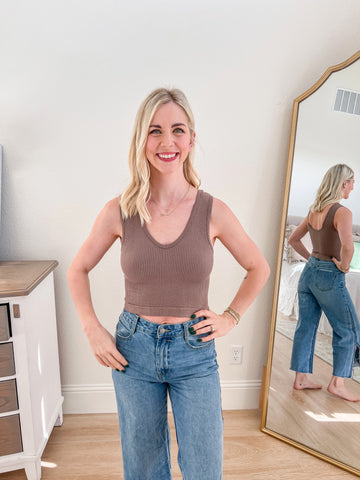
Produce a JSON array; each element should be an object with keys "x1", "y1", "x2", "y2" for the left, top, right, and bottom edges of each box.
[
  {"x1": 290, "y1": 256, "x2": 360, "y2": 377},
  {"x1": 111, "y1": 310, "x2": 223, "y2": 480}
]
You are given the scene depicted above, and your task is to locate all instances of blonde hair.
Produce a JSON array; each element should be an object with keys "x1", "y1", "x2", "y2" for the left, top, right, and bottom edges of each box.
[
  {"x1": 120, "y1": 88, "x2": 201, "y2": 224},
  {"x1": 311, "y1": 164, "x2": 354, "y2": 212}
]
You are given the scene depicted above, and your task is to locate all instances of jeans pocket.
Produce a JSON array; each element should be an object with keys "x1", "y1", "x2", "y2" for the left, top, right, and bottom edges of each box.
[
  {"x1": 315, "y1": 268, "x2": 336, "y2": 291},
  {"x1": 115, "y1": 311, "x2": 137, "y2": 340},
  {"x1": 184, "y1": 319, "x2": 214, "y2": 350}
]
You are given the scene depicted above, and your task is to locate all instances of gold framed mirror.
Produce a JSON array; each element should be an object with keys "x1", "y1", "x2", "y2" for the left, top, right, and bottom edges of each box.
[{"x1": 261, "y1": 50, "x2": 360, "y2": 477}]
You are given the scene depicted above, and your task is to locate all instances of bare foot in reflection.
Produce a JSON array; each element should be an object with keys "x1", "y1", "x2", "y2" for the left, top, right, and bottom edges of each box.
[
  {"x1": 327, "y1": 376, "x2": 360, "y2": 402},
  {"x1": 293, "y1": 372, "x2": 322, "y2": 390}
]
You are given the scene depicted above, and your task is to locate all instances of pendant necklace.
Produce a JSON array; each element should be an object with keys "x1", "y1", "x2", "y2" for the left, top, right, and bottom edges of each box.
[{"x1": 152, "y1": 184, "x2": 191, "y2": 217}]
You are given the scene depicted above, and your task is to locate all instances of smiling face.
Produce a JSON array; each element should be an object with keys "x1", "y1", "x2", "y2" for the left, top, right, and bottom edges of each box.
[{"x1": 145, "y1": 102, "x2": 194, "y2": 175}]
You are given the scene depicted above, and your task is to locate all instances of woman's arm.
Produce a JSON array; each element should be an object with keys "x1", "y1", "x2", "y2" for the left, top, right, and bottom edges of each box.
[
  {"x1": 288, "y1": 218, "x2": 311, "y2": 260},
  {"x1": 192, "y1": 198, "x2": 270, "y2": 339},
  {"x1": 67, "y1": 197, "x2": 127, "y2": 370},
  {"x1": 333, "y1": 207, "x2": 354, "y2": 272}
]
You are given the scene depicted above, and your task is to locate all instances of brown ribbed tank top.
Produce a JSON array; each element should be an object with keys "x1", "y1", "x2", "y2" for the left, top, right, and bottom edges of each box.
[
  {"x1": 120, "y1": 189, "x2": 214, "y2": 317},
  {"x1": 308, "y1": 203, "x2": 343, "y2": 261}
]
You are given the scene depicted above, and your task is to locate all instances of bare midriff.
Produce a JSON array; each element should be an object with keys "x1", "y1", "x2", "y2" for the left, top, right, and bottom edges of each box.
[{"x1": 140, "y1": 314, "x2": 190, "y2": 324}]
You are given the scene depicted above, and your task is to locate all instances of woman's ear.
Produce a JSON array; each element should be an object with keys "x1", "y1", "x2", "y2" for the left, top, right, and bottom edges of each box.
[{"x1": 189, "y1": 132, "x2": 196, "y2": 150}]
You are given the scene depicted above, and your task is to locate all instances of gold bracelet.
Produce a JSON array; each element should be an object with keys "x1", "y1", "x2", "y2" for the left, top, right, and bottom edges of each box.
[{"x1": 224, "y1": 307, "x2": 241, "y2": 325}]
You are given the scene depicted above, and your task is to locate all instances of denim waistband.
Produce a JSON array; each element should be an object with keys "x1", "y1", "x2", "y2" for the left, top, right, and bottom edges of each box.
[
  {"x1": 307, "y1": 255, "x2": 340, "y2": 271},
  {"x1": 122, "y1": 309, "x2": 205, "y2": 338}
]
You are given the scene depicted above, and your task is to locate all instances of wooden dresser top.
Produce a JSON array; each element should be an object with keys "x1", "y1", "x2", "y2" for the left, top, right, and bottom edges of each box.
[{"x1": 0, "y1": 261, "x2": 58, "y2": 298}]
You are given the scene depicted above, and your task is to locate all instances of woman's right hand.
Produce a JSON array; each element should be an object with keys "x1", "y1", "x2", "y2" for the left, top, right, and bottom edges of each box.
[
  {"x1": 332, "y1": 257, "x2": 349, "y2": 273},
  {"x1": 68, "y1": 198, "x2": 127, "y2": 370},
  {"x1": 86, "y1": 323, "x2": 128, "y2": 370}
]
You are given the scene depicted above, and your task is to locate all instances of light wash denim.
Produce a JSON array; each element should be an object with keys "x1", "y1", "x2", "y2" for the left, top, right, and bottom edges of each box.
[
  {"x1": 112, "y1": 310, "x2": 223, "y2": 480},
  {"x1": 291, "y1": 256, "x2": 360, "y2": 377}
]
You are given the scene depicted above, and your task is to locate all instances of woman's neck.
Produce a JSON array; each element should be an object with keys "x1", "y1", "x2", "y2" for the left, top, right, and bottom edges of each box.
[{"x1": 149, "y1": 171, "x2": 190, "y2": 204}]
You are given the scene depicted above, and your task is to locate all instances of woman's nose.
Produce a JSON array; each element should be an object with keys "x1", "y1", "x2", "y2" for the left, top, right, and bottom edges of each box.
[{"x1": 160, "y1": 132, "x2": 174, "y2": 147}]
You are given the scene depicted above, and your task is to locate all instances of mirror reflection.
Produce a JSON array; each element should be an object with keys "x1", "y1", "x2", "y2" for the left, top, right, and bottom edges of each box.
[
  {"x1": 288, "y1": 163, "x2": 360, "y2": 401},
  {"x1": 263, "y1": 52, "x2": 360, "y2": 476}
]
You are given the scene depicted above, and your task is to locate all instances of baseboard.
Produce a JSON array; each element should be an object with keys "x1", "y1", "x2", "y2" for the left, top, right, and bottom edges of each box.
[
  {"x1": 62, "y1": 380, "x2": 261, "y2": 414},
  {"x1": 221, "y1": 380, "x2": 261, "y2": 409},
  {"x1": 62, "y1": 383, "x2": 117, "y2": 414}
]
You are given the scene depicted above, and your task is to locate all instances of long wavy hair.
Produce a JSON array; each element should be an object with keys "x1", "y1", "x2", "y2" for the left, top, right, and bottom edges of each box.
[
  {"x1": 120, "y1": 88, "x2": 201, "y2": 224},
  {"x1": 310, "y1": 164, "x2": 354, "y2": 212}
]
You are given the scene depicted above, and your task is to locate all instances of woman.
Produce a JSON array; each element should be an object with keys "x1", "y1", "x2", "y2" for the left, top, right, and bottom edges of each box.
[
  {"x1": 68, "y1": 88, "x2": 270, "y2": 479},
  {"x1": 289, "y1": 164, "x2": 360, "y2": 402}
]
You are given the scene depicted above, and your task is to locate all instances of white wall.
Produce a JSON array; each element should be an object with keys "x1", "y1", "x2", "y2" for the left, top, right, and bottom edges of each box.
[
  {"x1": 288, "y1": 58, "x2": 360, "y2": 222},
  {"x1": 1, "y1": 0, "x2": 360, "y2": 413}
]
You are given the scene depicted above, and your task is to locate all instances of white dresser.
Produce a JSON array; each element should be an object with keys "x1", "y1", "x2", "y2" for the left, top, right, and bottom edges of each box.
[{"x1": 0, "y1": 261, "x2": 63, "y2": 480}]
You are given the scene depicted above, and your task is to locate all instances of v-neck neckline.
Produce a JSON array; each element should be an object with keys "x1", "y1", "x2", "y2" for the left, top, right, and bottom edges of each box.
[{"x1": 143, "y1": 189, "x2": 201, "y2": 248}]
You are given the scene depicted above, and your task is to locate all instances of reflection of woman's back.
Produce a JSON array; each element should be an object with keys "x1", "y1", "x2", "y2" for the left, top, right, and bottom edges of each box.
[
  {"x1": 308, "y1": 203, "x2": 342, "y2": 261},
  {"x1": 288, "y1": 164, "x2": 360, "y2": 402}
]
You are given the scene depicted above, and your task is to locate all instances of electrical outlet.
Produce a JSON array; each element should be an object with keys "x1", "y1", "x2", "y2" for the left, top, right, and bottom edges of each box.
[{"x1": 231, "y1": 345, "x2": 243, "y2": 364}]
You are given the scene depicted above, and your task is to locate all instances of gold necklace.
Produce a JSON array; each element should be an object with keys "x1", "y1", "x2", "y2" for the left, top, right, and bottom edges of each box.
[{"x1": 151, "y1": 184, "x2": 191, "y2": 217}]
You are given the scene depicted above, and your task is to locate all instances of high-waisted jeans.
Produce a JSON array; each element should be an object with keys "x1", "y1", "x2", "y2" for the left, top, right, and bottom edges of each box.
[
  {"x1": 290, "y1": 256, "x2": 360, "y2": 378},
  {"x1": 111, "y1": 310, "x2": 223, "y2": 480}
]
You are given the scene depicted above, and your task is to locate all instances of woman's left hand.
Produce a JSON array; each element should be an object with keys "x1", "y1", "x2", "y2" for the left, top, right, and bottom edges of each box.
[{"x1": 189, "y1": 309, "x2": 236, "y2": 342}]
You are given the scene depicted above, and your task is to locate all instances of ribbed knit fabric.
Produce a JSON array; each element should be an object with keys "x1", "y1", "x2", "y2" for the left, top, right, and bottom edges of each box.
[
  {"x1": 120, "y1": 190, "x2": 214, "y2": 317},
  {"x1": 308, "y1": 203, "x2": 343, "y2": 261}
]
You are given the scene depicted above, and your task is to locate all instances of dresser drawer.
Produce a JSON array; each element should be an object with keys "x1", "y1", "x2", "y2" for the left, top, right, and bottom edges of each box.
[
  {"x1": 0, "y1": 379, "x2": 18, "y2": 413},
  {"x1": 0, "y1": 414, "x2": 23, "y2": 456},
  {"x1": 0, "y1": 343, "x2": 15, "y2": 377},
  {"x1": 0, "y1": 304, "x2": 11, "y2": 342}
]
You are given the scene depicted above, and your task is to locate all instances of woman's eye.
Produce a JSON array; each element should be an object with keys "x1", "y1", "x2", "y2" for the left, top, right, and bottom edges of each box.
[
  {"x1": 174, "y1": 128, "x2": 185, "y2": 134},
  {"x1": 149, "y1": 129, "x2": 161, "y2": 135}
]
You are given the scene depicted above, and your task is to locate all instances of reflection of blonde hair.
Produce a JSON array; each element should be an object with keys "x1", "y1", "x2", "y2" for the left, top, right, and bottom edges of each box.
[
  {"x1": 120, "y1": 88, "x2": 201, "y2": 224},
  {"x1": 311, "y1": 164, "x2": 354, "y2": 212}
]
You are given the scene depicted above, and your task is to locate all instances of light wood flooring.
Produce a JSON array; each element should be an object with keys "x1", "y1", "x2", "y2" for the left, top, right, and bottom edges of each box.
[
  {"x1": 1, "y1": 409, "x2": 359, "y2": 479},
  {"x1": 265, "y1": 331, "x2": 360, "y2": 475}
]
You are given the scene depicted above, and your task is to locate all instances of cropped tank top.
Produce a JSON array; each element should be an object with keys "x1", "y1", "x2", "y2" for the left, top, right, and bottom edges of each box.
[
  {"x1": 308, "y1": 203, "x2": 343, "y2": 261},
  {"x1": 120, "y1": 190, "x2": 214, "y2": 317}
]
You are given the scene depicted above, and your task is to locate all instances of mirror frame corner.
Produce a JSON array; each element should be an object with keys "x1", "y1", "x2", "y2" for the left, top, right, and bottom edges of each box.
[{"x1": 260, "y1": 49, "x2": 360, "y2": 477}]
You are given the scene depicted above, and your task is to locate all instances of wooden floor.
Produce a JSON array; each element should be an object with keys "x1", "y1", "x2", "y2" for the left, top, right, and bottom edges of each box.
[
  {"x1": 265, "y1": 331, "x2": 360, "y2": 474},
  {"x1": 2, "y1": 409, "x2": 359, "y2": 479}
]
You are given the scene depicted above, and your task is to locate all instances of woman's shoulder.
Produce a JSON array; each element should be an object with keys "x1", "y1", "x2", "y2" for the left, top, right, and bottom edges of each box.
[
  {"x1": 334, "y1": 204, "x2": 352, "y2": 219},
  {"x1": 198, "y1": 191, "x2": 240, "y2": 227},
  {"x1": 208, "y1": 195, "x2": 232, "y2": 213},
  {"x1": 333, "y1": 204, "x2": 352, "y2": 231},
  {"x1": 208, "y1": 194, "x2": 239, "y2": 227},
  {"x1": 97, "y1": 196, "x2": 122, "y2": 235},
  {"x1": 334, "y1": 203, "x2": 351, "y2": 214},
  {"x1": 201, "y1": 191, "x2": 225, "y2": 212},
  {"x1": 103, "y1": 196, "x2": 122, "y2": 215},
  {"x1": 333, "y1": 202, "x2": 348, "y2": 210}
]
